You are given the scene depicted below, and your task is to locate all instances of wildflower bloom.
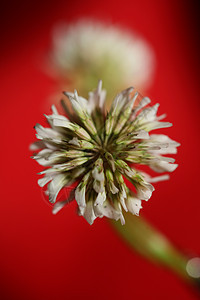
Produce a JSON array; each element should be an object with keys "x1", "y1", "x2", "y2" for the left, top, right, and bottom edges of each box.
[
  {"x1": 31, "y1": 81, "x2": 179, "y2": 225},
  {"x1": 48, "y1": 20, "x2": 155, "y2": 97}
]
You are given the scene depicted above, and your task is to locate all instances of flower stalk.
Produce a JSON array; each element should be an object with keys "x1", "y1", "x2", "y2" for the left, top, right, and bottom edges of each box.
[{"x1": 111, "y1": 212, "x2": 200, "y2": 289}]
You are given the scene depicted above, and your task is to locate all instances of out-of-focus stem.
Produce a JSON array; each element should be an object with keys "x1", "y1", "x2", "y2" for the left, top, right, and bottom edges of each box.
[{"x1": 110, "y1": 213, "x2": 200, "y2": 288}]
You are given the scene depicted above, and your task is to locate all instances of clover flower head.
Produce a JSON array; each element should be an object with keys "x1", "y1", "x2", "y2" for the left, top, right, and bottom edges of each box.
[
  {"x1": 31, "y1": 81, "x2": 179, "y2": 225},
  {"x1": 48, "y1": 19, "x2": 155, "y2": 97}
]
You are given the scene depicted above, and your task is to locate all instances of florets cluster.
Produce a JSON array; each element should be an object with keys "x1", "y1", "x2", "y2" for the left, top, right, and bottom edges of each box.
[{"x1": 31, "y1": 81, "x2": 179, "y2": 224}]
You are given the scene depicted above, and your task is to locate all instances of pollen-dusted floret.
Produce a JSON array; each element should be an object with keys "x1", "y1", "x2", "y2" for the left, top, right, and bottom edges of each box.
[{"x1": 31, "y1": 81, "x2": 179, "y2": 225}]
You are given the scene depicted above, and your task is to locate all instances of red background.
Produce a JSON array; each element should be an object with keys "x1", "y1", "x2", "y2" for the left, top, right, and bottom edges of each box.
[{"x1": 0, "y1": 0, "x2": 200, "y2": 299}]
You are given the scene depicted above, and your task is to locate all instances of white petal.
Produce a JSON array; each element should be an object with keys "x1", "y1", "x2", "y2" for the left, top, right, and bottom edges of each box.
[
  {"x1": 121, "y1": 185, "x2": 127, "y2": 199},
  {"x1": 38, "y1": 176, "x2": 52, "y2": 187},
  {"x1": 75, "y1": 185, "x2": 86, "y2": 207},
  {"x1": 48, "y1": 173, "x2": 67, "y2": 203},
  {"x1": 113, "y1": 202, "x2": 125, "y2": 225},
  {"x1": 126, "y1": 196, "x2": 142, "y2": 216},
  {"x1": 134, "y1": 130, "x2": 149, "y2": 139},
  {"x1": 158, "y1": 147, "x2": 178, "y2": 155},
  {"x1": 149, "y1": 134, "x2": 180, "y2": 154},
  {"x1": 69, "y1": 137, "x2": 80, "y2": 146},
  {"x1": 150, "y1": 161, "x2": 178, "y2": 173},
  {"x1": 150, "y1": 134, "x2": 173, "y2": 143},
  {"x1": 136, "y1": 182, "x2": 154, "y2": 201},
  {"x1": 39, "y1": 168, "x2": 61, "y2": 175},
  {"x1": 149, "y1": 174, "x2": 170, "y2": 183},
  {"x1": 52, "y1": 199, "x2": 68, "y2": 214},
  {"x1": 99, "y1": 90, "x2": 106, "y2": 110},
  {"x1": 35, "y1": 124, "x2": 61, "y2": 140},
  {"x1": 83, "y1": 201, "x2": 97, "y2": 225},
  {"x1": 29, "y1": 141, "x2": 46, "y2": 151},
  {"x1": 132, "y1": 96, "x2": 151, "y2": 117},
  {"x1": 95, "y1": 191, "x2": 106, "y2": 206},
  {"x1": 51, "y1": 105, "x2": 58, "y2": 115},
  {"x1": 33, "y1": 148, "x2": 52, "y2": 158},
  {"x1": 52, "y1": 189, "x2": 75, "y2": 214},
  {"x1": 147, "y1": 121, "x2": 172, "y2": 131},
  {"x1": 65, "y1": 90, "x2": 89, "y2": 113},
  {"x1": 140, "y1": 171, "x2": 170, "y2": 183},
  {"x1": 33, "y1": 149, "x2": 54, "y2": 166},
  {"x1": 137, "y1": 103, "x2": 159, "y2": 122},
  {"x1": 93, "y1": 180, "x2": 104, "y2": 193},
  {"x1": 88, "y1": 79, "x2": 105, "y2": 113},
  {"x1": 45, "y1": 113, "x2": 68, "y2": 122},
  {"x1": 119, "y1": 195, "x2": 128, "y2": 212},
  {"x1": 156, "y1": 113, "x2": 167, "y2": 121},
  {"x1": 94, "y1": 200, "x2": 121, "y2": 221},
  {"x1": 53, "y1": 117, "x2": 70, "y2": 128},
  {"x1": 110, "y1": 182, "x2": 119, "y2": 194},
  {"x1": 78, "y1": 206, "x2": 85, "y2": 216},
  {"x1": 111, "y1": 87, "x2": 133, "y2": 116},
  {"x1": 92, "y1": 167, "x2": 104, "y2": 182},
  {"x1": 121, "y1": 216, "x2": 125, "y2": 225},
  {"x1": 88, "y1": 81, "x2": 106, "y2": 112},
  {"x1": 69, "y1": 93, "x2": 85, "y2": 118},
  {"x1": 34, "y1": 150, "x2": 63, "y2": 167}
]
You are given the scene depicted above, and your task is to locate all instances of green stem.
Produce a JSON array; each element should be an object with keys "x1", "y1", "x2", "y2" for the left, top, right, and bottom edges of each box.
[{"x1": 110, "y1": 213, "x2": 200, "y2": 289}]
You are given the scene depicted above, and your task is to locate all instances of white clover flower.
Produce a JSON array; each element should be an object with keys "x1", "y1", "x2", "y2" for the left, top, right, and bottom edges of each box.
[
  {"x1": 31, "y1": 81, "x2": 179, "y2": 225},
  {"x1": 48, "y1": 20, "x2": 155, "y2": 98}
]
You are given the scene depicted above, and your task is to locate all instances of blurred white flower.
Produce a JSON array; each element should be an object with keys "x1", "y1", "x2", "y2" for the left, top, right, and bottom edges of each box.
[
  {"x1": 31, "y1": 81, "x2": 179, "y2": 225},
  {"x1": 48, "y1": 20, "x2": 155, "y2": 98}
]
